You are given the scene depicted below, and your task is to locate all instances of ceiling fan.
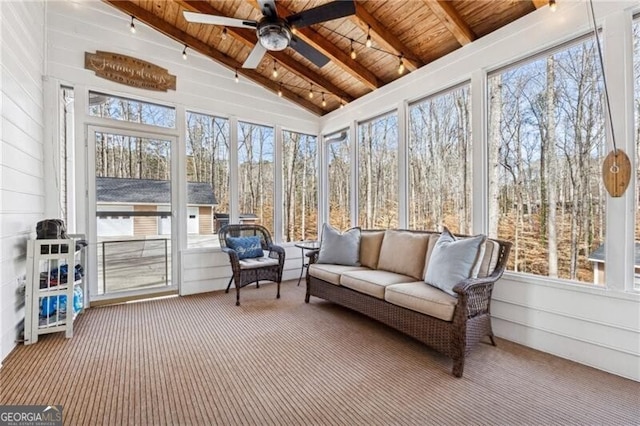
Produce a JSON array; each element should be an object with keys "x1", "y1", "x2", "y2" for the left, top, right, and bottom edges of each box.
[{"x1": 183, "y1": 0, "x2": 356, "y2": 69}]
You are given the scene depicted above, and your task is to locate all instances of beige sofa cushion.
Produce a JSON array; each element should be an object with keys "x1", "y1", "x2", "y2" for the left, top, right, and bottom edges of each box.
[
  {"x1": 377, "y1": 230, "x2": 430, "y2": 280},
  {"x1": 422, "y1": 233, "x2": 441, "y2": 278},
  {"x1": 360, "y1": 231, "x2": 385, "y2": 269},
  {"x1": 309, "y1": 264, "x2": 368, "y2": 285},
  {"x1": 385, "y1": 282, "x2": 458, "y2": 322},
  {"x1": 477, "y1": 239, "x2": 500, "y2": 278},
  {"x1": 340, "y1": 270, "x2": 415, "y2": 299}
]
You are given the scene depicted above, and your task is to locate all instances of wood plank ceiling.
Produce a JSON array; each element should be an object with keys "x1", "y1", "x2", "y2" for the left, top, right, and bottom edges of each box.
[{"x1": 104, "y1": 0, "x2": 544, "y2": 116}]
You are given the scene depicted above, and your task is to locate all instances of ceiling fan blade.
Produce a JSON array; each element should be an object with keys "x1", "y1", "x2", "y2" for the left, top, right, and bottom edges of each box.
[
  {"x1": 286, "y1": 0, "x2": 355, "y2": 29},
  {"x1": 183, "y1": 11, "x2": 257, "y2": 29},
  {"x1": 258, "y1": 0, "x2": 278, "y2": 19},
  {"x1": 242, "y1": 43, "x2": 268, "y2": 69},
  {"x1": 289, "y1": 37, "x2": 330, "y2": 68}
]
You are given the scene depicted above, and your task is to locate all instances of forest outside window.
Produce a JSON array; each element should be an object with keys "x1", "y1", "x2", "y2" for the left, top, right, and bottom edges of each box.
[
  {"x1": 408, "y1": 85, "x2": 471, "y2": 234},
  {"x1": 282, "y1": 131, "x2": 318, "y2": 242},
  {"x1": 238, "y1": 121, "x2": 275, "y2": 236},
  {"x1": 358, "y1": 112, "x2": 398, "y2": 229},
  {"x1": 88, "y1": 91, "x2": 176, "y2": 128},
  {"x1": 487, "y1": 35, "x2": 606, "y2": 285},
  {"x1": 325, "y1": 130, "x2": 351, "y2": 230},
  {"x1": 185, "y1": 111, "x2": 230, "y2": 248}
]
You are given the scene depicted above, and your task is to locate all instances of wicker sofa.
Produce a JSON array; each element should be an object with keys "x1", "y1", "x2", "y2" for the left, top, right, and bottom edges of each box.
[{"x1": 305, "y1": 229, "x2": 511, "y2": 378}]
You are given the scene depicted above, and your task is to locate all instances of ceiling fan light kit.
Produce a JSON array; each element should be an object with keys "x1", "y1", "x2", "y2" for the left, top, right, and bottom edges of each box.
[{"x1": 258, "y1": 20, "x2": 292, "y2": 51}]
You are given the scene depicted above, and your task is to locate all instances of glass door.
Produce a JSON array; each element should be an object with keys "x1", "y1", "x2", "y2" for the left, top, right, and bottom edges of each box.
[{"x1": 88, "y1": 126, "x2": 178, "y2": 300}]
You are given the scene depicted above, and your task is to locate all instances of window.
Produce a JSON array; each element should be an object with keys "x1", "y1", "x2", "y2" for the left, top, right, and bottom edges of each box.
[
  {"x1": 409, "y1": 85, "x2": 472, "y2": 233},
  {"x1": 488, "y1": 36, "x2": 606, "y2": 284},
  {"x1": 89, "y1": 91, "x2": 176, "y2": 128},
  {"x1": 326, "y1": 131, "x2": 351, "y2": 230},
  {"x1": 358, "y1": 113, "x2": 399, "y2": 228},
  {"x1": 282, "y1": 131, "x2": 318, "y2": 242},
  {"x1": 238, "y1": 121, "x2": 274, "y2": 236},
  {"x1": 185, "y1": 112, "x2": 230, "y2": 248}
]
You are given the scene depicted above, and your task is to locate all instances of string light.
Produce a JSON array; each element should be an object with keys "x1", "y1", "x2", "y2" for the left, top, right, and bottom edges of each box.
[
  {"x1": 272, "y1": 59, "x2": 278, "y2": 78},
  {"x1": 221, "y1": 27, "x2": 228, "y2": 40},
  {"x1": 234, "y1": 69, "x2": 239, "y2": 83},
  {"x1": 130, "y1": 16, "x2": 136, "y2": 34},
  {"x1": 549, "y1": 0, "x2": 557, "y2": 12},
  {"x1": 182, "y1": 45, "x2": 188, "y2": 60},
  {"x1": 397, "y1": 55, "x2": 405, "y2": 75},
  {"x1": 319, "y1": 24, "x2": 419, "y2": 77},
  {"x1": 271, "y1": 80, "x2": 348, "y2": 110}
]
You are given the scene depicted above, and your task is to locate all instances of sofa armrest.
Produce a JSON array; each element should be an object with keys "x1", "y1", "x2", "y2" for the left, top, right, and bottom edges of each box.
[
  {"x1": 307, "y1": 249, "x2": 320, "y2": 264},
  {"x1": 453, "y1": 277, "x2": 497, "y2": 318}
]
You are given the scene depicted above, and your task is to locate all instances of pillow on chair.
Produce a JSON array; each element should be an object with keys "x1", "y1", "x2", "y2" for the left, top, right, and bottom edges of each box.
[
  {"x1": 317, "y1": 223, "x2": 361, "y2": 266},
  {"x1": 226, "y1": 236, "x2": 264, "y2": 260}
]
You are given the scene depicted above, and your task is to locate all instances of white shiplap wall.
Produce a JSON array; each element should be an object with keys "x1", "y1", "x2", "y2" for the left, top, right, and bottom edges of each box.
[
  {"x1": 180, "y1": 245, "x2": 307, "y2": 296},
  {"x1": 0, "y1": 1, "x2": 46, "y2": 363}
]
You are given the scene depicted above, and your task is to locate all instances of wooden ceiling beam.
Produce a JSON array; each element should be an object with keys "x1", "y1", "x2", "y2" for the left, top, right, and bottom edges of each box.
[
  {"x1": 178, "y1": 0, "x2": 354, "y2": 103},
  {"x1": 247, "y1": 0, "x2": 382, "y2": 90},
  {"x1": 352, "y1": 2, "x2": 423, "y2": 72},
  {"x1": 102, "y1": 0, "x2": 325, "y2": 115},
  {"x1": 422, "y1": 0, "x2": 475, "y2": 46},
  {"x1": 531, "y1": 0, "x2": 549, "y2": 8}
]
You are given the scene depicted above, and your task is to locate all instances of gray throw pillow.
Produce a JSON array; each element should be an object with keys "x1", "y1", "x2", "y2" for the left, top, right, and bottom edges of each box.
[
  {"x1": 317, "y1": 223, "x2": 361, "y2": 266},
  {"x1": 424, "y1": 227, "x2": 486, "y2": 296}
]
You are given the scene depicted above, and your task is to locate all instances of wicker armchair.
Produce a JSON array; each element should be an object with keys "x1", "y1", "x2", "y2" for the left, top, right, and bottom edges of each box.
[{"x1": 218, "y1": 224, "x2": 285, "y2": 306}]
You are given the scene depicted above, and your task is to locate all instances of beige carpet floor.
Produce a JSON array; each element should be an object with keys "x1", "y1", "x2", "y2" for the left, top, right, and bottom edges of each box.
[{"x1": 1, "y1": 280, "x2": 638, "y2": 425}]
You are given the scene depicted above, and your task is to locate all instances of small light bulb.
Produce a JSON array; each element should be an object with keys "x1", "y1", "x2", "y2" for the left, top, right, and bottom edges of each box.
[
  {"x1": 322, "y1": 96, "x2": 327, "y2": 107},
  {"x1": 340, "y1": 103, "x2": 344, "y2": 109},
  {"x1": 365, "y1": 35, "x2": 372, "y2": 48},
  {"x1": 350, "y1": 49, "x2": 357, "y2": 60},
  {"x1": 234, "y1": 70, "x2": 239, "y2": 83},
  {"x1": 272, "y1": 61, "x2": 278, "y2": 78},
  {"x1": 182, "y1": 46, "x2": 187, "y2": 60},
  {"x1": 130, "y1": 16, "x2": 136, "y2": 34},
  {"x1": 549, "y1": 0, "x2": 557, "y2": 12},
  {"x1": 278, "y1": 88, "x2": 283, "y2": 97},
  {"x1": 221, "y1": 27, "x2": 228, "y2": 40},
  {"x1": 398, "y1": 57, "x2": 405, "y2": 75},
  {"x1": 309, "y1": 90, "x2": 314, "y2": 99}
]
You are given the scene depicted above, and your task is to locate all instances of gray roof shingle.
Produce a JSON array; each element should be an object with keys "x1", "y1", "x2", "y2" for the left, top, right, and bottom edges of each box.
[
  {"x1": 588, "y1": 242, "x2": 640, "y2": 267},
  {"x1": 97, "y1": 177, "x2": 216, "y2": 205}
]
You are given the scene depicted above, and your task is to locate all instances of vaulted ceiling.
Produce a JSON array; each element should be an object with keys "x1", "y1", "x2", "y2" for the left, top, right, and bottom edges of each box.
[{"x1": 104, "y1": 0, "x2": 547, "y2": 116}]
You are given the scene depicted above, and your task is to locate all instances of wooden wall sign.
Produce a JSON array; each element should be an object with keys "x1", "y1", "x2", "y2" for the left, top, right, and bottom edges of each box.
[{"x1": 85, "y1": 51, "x2": 176, "y2": 91}]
